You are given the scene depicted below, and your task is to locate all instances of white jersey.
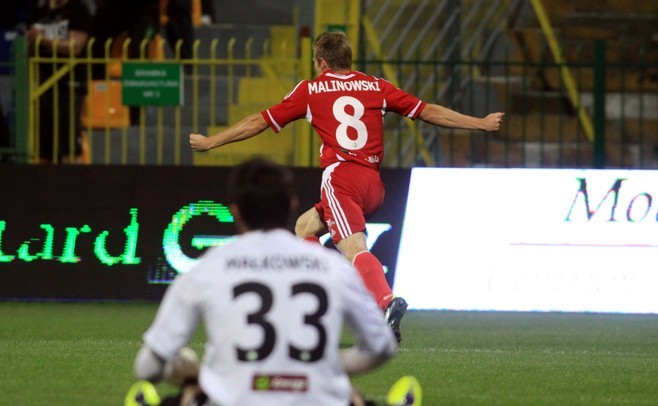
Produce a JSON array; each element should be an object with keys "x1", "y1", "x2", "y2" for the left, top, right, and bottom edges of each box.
[{"x1": 143, "y1": 229, "x2": 397, "y2": 406}]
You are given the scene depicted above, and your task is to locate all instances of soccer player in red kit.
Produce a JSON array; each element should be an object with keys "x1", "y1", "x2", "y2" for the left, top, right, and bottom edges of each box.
[{"x1": 190, "y1": 32, "x2": 504, "y2": 342}]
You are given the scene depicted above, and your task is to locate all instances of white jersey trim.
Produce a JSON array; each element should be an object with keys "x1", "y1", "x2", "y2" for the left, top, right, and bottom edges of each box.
[
  {"x1": 266, "y1": 109, "x2": 282, "y2": 131},
  {"x1": 284, "y1": 80, "x2": 306, "y2": 99},
  {"x1": 325, "y1": 72, "x2": 356, "y2": 80},
  {"x1": 407, "y1": 100, "x2": 423, "y2": 118},
  {"x1": 322, "y1": 162, "x2": 352, "y2": 239},
  {"x1": 306, "y1": 104, "x2": 312, "y2": 123}
]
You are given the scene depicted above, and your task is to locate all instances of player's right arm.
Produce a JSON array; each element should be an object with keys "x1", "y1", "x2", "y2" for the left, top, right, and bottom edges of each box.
[
  {"x1": 190, "y1": 79, "x2": 308, "y2": 152},
  {"x1": 189, "y1": 113, "x2": 269, "y2": 152}
]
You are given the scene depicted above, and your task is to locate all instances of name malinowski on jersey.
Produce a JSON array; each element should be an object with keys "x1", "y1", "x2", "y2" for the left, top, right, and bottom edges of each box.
[
  {"x1": 225, "y1": 255, "x2": 330, "y2": 272},
  {"x1": 308, "y1": 80, "x2": 381, "y2": 94}
]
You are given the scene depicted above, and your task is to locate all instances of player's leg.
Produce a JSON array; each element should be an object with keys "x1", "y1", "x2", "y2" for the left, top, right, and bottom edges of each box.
[
  {"x1": 322, "y1": 167, "x2": 394, "y2": 311},
  {"x1": 336, "y1": 233, "x2": 408, "y2": 343},
  {"x1": 294, "y1": 205, "x2": 326, "y2": 244},
  {"x1": 336, "y1": 232, "x2": 393, "y2": 309},
  {"x1": 320, "y1": 163, "x2": 408, "y2": 341}
]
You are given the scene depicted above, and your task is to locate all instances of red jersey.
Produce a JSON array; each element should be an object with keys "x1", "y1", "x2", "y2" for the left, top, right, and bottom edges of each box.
[{"x1": 261, "y1": 70, "x2": 426, "y2": 169}]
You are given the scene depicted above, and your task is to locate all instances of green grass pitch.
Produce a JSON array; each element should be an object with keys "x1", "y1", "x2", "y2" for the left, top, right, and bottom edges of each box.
[{"x1": 2, "y1": 302, "x2": 658, "y2": 405}]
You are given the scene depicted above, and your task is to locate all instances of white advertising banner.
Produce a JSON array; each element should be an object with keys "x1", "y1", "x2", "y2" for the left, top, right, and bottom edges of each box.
[{"x1": 394, "y1": 168, "x2": 658, "y2": 313}]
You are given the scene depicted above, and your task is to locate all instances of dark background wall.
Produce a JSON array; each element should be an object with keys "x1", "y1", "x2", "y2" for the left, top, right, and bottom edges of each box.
[{"x1": 0, "y1": 165, "x2": 410, "y2": 301}]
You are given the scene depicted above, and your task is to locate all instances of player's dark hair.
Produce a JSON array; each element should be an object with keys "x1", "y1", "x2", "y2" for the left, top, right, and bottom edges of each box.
[
  {"x1": 313, "y1": 31, "x2": 352, "y2": 71},
  {"x1": 227, "y1": 157, "x2": 295, "y2": 230}
]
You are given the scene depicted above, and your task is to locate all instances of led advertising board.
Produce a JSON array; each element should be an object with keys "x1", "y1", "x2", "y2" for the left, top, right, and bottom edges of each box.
[
  {"x1": 395, "y1": 168, "x2": 658, "y2": 313},
  {"x1": 0, "y1": 165, "x2": 409, "y2": 301}
]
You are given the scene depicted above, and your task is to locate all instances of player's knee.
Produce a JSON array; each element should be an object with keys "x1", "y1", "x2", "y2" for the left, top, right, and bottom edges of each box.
[
  {"x1": 294, "y1": 212, "x2": 322, "y2": 238},
  {"x1": 294, "y1": 217, "x2": 306, "y2": 237}
]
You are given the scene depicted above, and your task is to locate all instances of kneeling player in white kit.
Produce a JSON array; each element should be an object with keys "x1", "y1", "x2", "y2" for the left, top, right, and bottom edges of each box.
[{"x1": 131, "y1": 158, "x2": 398, "y2": 406}]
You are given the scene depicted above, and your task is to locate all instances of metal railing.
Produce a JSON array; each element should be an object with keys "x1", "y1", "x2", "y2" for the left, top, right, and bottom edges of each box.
[
  {"x1": 358, "y1": 37, "x2": 658, "y2": 169},
  {"x1": 14, "y1": 34, "x2": 302, "y2": 165},
  {"x1": 1, "y1": 32, "x2": 656, "y2": 168}
]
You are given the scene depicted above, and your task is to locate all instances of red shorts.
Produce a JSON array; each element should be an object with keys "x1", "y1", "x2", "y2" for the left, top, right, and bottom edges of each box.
[{"x1": 314, "y1": 162, "x2": 385, "y2": 243}]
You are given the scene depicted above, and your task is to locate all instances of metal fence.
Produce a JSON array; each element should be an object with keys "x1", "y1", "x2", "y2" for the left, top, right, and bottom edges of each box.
[
  {"x1": 5, "y1": 32, "x2": 306, "y2": 165},
  {"x1": 1, "y1": 33, "x2": 657, "y2": 168},
  {"x1": 358, "y1": 39, "x2": 658, "y2": 169}
]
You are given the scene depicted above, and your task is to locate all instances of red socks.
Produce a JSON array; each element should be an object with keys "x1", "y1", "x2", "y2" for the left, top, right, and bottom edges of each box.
[
  {"x1": 302, "y1": 240, "x2": 393, "y2": 310},
  {"x1": 353, "y1": 251, "x2": 393, "y2": 310}
]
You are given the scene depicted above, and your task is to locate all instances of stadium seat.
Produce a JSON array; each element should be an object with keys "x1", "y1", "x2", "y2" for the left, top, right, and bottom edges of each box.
[{"x1": 81, "y1": 80, "x2": 130, "y2": 129}]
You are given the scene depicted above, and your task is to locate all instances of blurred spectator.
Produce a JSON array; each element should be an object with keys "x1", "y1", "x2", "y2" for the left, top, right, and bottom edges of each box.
[
  {"x1": 90, "y1": 0, "x2": 159, "y2": 125},
  {"x1": 200, "y1": 0, "x2": 216, "y2": 26},
  {"x1": 0, "y1": 0, "x2": 31, "y2": 31},
  {"x1": 161, "y1": 0, "x2": 194, "y2": 61},
  {"x1": 90, "y1": 0, "x2": 159, "y2": 74},
  {"x1": 27, "y1": 0, "x2": 92, "y2": 163}
]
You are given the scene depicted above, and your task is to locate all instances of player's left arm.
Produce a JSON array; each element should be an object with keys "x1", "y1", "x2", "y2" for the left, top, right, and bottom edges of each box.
[
  {"x1": 134, "y1": 345, "x2": 167, "y2": 381},
  {"x1": 135, "y1": 346, "x2": 199, "y2": 385},
  {"x1": 418, "y1": 103, "x2": 504, "y2": 132},
  {"x1": 189, "y1": 113, "x2": 269, "y2": 152}
]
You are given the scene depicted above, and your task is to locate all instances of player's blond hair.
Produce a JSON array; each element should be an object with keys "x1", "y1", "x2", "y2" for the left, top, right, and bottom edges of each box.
[{"x1": 312, "y1": 32, "x2": 352, "y2": 71}]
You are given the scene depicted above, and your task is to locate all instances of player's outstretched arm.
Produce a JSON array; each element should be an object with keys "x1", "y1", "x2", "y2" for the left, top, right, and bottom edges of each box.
[
  {"x1": 418, "y1": 103, "x2": 504, "y2": 132},
  {"x1": 189, "y1": 113, "x2": 269, "y2": 152}
]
